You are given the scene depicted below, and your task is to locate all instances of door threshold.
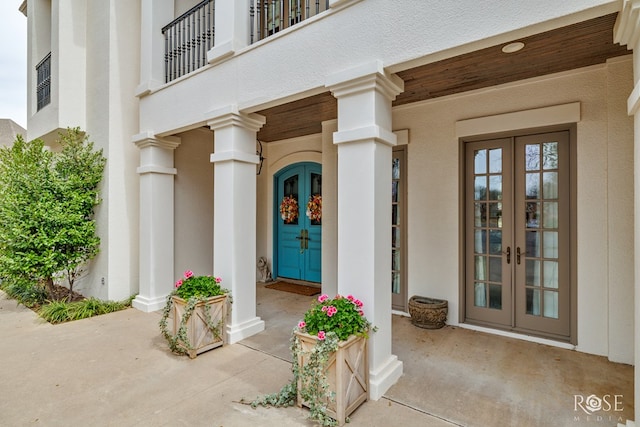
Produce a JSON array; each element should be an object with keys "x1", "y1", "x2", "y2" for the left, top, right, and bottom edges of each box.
[{"x1": 458, "y1": 322, "x2": 576, "y2": 350}]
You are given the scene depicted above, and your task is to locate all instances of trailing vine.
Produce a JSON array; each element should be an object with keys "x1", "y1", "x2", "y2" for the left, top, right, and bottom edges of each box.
[
  {"x1": 159, "y1": 294, "x2": 227, "y2": 356},
  {"x1": 251, "y1": 329, "x2": 341, "y2": 427}
]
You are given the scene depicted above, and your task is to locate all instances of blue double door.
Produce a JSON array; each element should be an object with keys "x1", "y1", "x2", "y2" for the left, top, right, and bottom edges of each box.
[{"x1": 275, "y1": 163, "x2": 322, "y2": 283}]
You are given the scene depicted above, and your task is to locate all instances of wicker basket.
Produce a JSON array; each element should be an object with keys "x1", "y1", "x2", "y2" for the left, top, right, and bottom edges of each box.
[{"x1": 408, "y1": 296, "x2": 448, "y2": 329}]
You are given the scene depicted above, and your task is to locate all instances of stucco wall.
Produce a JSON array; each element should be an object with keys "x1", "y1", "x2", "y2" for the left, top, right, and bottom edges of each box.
[{"x1": 174, "y1": 128, "x2": 214, "y2": 278}]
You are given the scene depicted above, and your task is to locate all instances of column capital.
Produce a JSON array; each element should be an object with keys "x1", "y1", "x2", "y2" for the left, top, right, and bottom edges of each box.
[
  {"x1": 132, "y1": 131, "x2": 181, "y2": 150},
  {"x1": 326, "y1": 60, "x2": 404, "y2": 101},
  {"x1": 615, "y1": 0, "x2": 640, "y2": 49},
  {"x1": 206, "y1": 106, "x2": 266, "y2": 133}
]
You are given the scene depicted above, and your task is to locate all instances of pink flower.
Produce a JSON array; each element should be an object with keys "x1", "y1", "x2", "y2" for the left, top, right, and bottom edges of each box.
[
  {"x1": 326, "y1": 306, "x2": 337, "y2": 317},
  {"x1": 298, "y1": 321, "x2": 306, "y2": 329},
  {"x1": 215, "y1": 277, "x2": 222, "y2": 283},
  {"x1": 175, "y1": 279, "x2": 183, "y2": 288},
  {"x1": 347, "y1": 295, "x2": 354, "y2": 301},
  {"x1": 321, "y1": 306, "x2": 328, "y2": 312},
  {"x1": 184, "y1": 270, "x2": 194, "y2": 279},
  {"x1": 354, "y1": 299, "x2": 363, "y2": 308},
  {"x1": 358, "y1": 310, "x2": 365, "y2": 316},
  {"x1": 335, "y1": 294, "x2": 342, "y2": 299},
  {"x1": 317, "y1": 331, "x2": 326, "y2": 340},
  {"x1": 318, "y1": 294, "x2": 329, "y2": 303}
]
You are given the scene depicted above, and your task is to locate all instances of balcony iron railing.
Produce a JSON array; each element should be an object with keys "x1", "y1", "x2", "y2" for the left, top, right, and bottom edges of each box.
[
  {"x1": 251, "y1": 0, "x2": 329, "y2": 43},
  {"x1": 36, "y1": 52, "x2": 51, "y2": 111},
  {"x1": 162, "y1": 0, "x2": 215, "y2": 83}
]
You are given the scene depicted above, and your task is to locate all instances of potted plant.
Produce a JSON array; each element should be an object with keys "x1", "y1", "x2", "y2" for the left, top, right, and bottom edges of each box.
[
  {"x1": 251, "y1": 293, "x2": 371, "y2": 426},
  {"x1": 159, "y1": 270, "x2": 230, "y2": 358}
]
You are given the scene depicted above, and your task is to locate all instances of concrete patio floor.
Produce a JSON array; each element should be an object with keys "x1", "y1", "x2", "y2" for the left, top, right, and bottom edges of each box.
[{"x1": 0, "y1": 284, "x2": 634, "y2": 426}]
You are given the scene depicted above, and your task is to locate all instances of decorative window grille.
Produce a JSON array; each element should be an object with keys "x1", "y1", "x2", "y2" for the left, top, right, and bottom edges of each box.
[{"x1": 36, "y1": 52, "x2": 51, "y2": 111}]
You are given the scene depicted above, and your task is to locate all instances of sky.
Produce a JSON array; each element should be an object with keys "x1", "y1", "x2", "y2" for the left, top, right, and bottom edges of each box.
[{"x1": 0, "y1": 1, "x2": 27, "y2": 129}]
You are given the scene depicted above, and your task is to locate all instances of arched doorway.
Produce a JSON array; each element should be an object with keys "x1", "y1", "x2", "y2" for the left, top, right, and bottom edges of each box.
[{"x1": 274, "y1": 162, "x2": 322, "y2": 282}]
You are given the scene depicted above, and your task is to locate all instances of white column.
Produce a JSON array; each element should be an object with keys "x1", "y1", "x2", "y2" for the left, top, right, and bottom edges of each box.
[
  {"x1": 326, "y1": 61, "x2": 404, "y2": 400},
  {"x1": 136, "y1": 0, "x2": 173, "y2": 96},
  {"x1": 132, "y1": 132, "x2": 180, "y2": 312},
  {"x1": 208, "y1": 106, "x2": 266, "y2": 343},
  {"x1": 207, "y1": 0, "x2": 251, "y2": 63},
  {"x1": 615, "y1": 2, "x2": 640, "y2": 424}
]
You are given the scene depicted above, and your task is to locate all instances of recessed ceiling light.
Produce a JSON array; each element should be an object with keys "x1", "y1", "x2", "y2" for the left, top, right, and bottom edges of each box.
[{"x1": 502, "y1": 42, "x2": 525, "y2": 53}]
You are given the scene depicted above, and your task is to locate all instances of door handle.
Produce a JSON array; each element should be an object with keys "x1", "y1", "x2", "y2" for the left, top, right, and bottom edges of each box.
[
  {"x1": 304, "y1": 229, "x2": 309, "y2": 249},
  {"x1": 504, "y1": 246, "x2": 511, "y2": 264},
  {"x1": 516, "y1": 247, "x2": 522, "y2": 265}
]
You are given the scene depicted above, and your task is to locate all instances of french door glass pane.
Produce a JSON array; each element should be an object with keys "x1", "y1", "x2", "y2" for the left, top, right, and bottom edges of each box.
[
  {"x1": 283, "y1": 174, "x2": 299, "y2": 225},
  {"x1": 526, "y1": 173, "x2": 540, "y2": 199},
  {"x1": 392, "y1": 272, "x2": 400, "y2": 294},
  {"x1": 489, "y1": 256, "x2": 502, "y2": 282},
  {"x1": 475, "y1": 230, "x2": 486, "y2": 254},
  {"x1": 542, "y1": 142, "x2": 558, "y2": 169},
  {"x1": 489, "y1": 284, "x2": 502, "y2": 309},
  {"x1": 475, "y1": 282, "x2": 486, "y2": 307},
  {"x1": 526, "y1": 231, "x2": 540, "y2": 257},
  {"x1": 489, "y1": 149, "x2": 502, "y2": 173},
  {"x1": 543, "y1": 202, "x2": 558, "y2": 228},
  {"x1": 526, "y1": 259, "x2": 540, "y2": 286},
  {"x1": 475, "y1": 256, "x2": 487, "y2": 280},
  {"x1": 392, "y1": 158, "x2": 400, "y2": 179},
  {"x1": 525, "y1": 144, "x2": 540, "y2": 171},
  {"x1": 475, "y1": 176, "x2": 487, "y2": 200},
  {"x1": 526, "y1": 202, "x2": 540, "y2": 228},
  {"x1": 543, "y1": 231, "x2": 558, "y2": 258},
  {"x1": 526, "y1": 288, "x2": 540, "y2": 315},
  {"x1": 392, "y1": 227, "x2": 400, "y2": 247},
  {"x1": 392, "y1": 204, "x2": 399, "y2": 225},
  {"x1": 543, "y1": 261, "x2": 559, "y2": 288},
  {"x1": 475, "y1": 150, "x2": 487, "y2": 174},
  {"x1": 543, "y1": 291, "x2": 559, "y2": 318},
  {"x1": 489, "y1": 176, "x2": 502, "y2": 200},
  {"x1": 543, "y1": 172, "x2": 558, "y2": 199},
  {"x1": 489, "y1": 230, "x2": 502, "y2": 254},
  {"x1": 475, "y1": 203, "x2": 486, "y2": 227}
]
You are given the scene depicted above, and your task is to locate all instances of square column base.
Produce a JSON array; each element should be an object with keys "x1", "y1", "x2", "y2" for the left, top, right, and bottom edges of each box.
[
  {"x1": 132, "y1": 294, "x2": 167, "y2": 313},
  {"x1": 368, "y1": 354, "x2": 403, "y2": 400},
  {"x1": 226, "y1": 316, "x2": 265, "y2": 344}
]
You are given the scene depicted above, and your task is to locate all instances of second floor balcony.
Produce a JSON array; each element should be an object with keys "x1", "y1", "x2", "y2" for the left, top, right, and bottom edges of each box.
[{"x1": 162, "y1": 0, "x2": 329, "y2": 83}]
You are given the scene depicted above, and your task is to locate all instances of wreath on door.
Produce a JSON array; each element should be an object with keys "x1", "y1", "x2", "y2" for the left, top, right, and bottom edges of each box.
[
  {"x1": 280, "y1": 196, "x2": 299, "y2": 223},
  {"x1": 306, "y1": 194, "x2": 322, "y2": 223}
]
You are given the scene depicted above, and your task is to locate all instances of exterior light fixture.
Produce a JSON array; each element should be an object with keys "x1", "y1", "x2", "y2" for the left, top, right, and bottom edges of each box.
[{"x1": 501, "y1": 41, "x2": 525, "y2": 53}]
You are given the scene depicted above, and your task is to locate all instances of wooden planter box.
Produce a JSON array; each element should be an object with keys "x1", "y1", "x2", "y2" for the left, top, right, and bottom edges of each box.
[
  {"x1": 295, "y1": 331, "x2": 368, "y2": 426},
  {"x1": 170, "y1": 294, "x2": 227, "y2": 359}
]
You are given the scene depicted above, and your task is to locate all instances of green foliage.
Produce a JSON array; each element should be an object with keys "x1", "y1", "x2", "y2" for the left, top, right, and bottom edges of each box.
[
  {"x1": 174, "y1": 271, "x2": 228, "y2": 300},
  {"x1": 252, "y1": 294, "x2": 373, "y2": 426},
  {"x1": 0, "y1": 278, "x2": 48, "y2": 308},
  {"x1": 251, "y1": 330, "x2": 341, "y2": 427},
  {"x1": 302, "y1": 294, "x2": 370, "y2": 341},
  {"x1": 38, "y1": 297, "x2": 132, "y2": 324},
  {"x1": 0, "y1": 128, "x2": 106, "y2": 299}
]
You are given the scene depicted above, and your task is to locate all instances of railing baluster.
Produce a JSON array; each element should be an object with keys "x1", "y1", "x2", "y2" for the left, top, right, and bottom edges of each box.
[
  {"x1": 162, "y1": 0, "x2": 215, "y2": 83},
  {"x1": 36, "y1": 52, "x2": 51, "y2": 111},
  {"x1": 249, "y1": 0, "x2": 329, "y2": 44}
]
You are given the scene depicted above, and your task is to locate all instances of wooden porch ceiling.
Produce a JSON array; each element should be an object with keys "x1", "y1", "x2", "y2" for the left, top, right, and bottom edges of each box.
[{"x1": 256, "y1": 13, "x2": 629, "y2": 143}]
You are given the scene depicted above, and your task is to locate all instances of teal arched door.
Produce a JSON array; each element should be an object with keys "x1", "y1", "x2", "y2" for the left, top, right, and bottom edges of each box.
[{"x1": 274, "y1": 163, "x2": 322, "y2": 283}]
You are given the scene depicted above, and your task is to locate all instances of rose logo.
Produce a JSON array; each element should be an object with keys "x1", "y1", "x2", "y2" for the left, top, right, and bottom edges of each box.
[{"x1": 584, "y1": 395, "x2": 602, "y2": 413}]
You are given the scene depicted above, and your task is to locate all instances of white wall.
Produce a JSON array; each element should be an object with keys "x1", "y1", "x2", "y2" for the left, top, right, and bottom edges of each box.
[{"x1": 174, "y1": 128, "x2": 214, "y2": 278}]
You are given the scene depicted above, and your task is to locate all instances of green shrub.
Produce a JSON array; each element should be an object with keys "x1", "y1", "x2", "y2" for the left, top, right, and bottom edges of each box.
[
  {"x1": 0, "y1": 128, "x2": 106, "y2": 300},
  {"x1": 39, "y1": 297, "x2": 133, "y2": 324}
]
